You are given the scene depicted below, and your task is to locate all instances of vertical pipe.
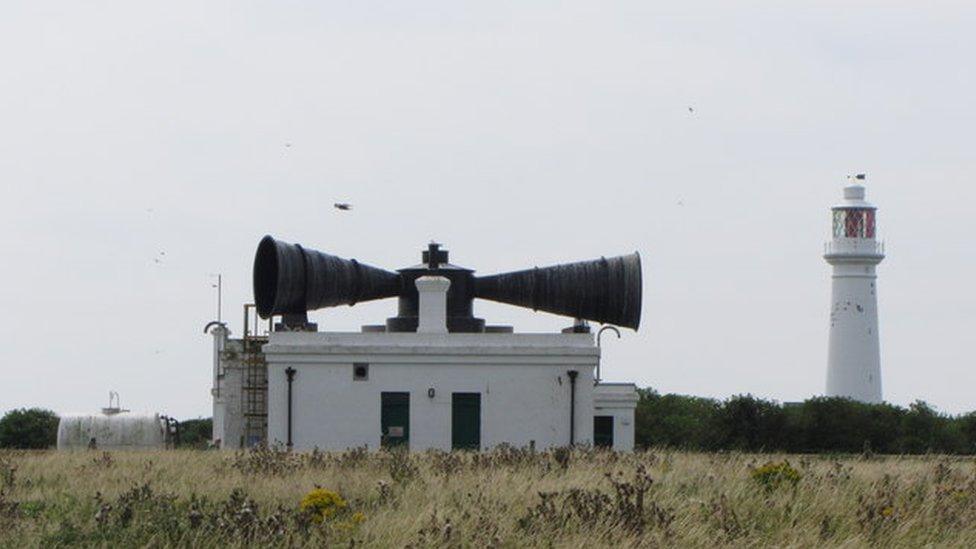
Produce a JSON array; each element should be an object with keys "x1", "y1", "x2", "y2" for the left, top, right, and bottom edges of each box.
[
  {"x1": 596, "y1": 326, "x2": 621, "y2": 383},
  {"x1": 285, "y1": 367, "x2": 296, "y2": 450},
  {"x1": 567, "y1": 370, "x2": 578, "y2": 446},
  {"x1": 217, "y1": 274, "x2": 222, "y2": 323}
]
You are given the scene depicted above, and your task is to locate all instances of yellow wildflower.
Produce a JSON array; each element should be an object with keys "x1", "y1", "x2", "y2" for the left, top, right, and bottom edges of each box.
[{"x1": 300, "y1": 488, "x2": 347, "y2": 523}]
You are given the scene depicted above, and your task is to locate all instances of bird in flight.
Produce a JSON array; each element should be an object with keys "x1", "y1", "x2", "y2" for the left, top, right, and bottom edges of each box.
[
  {"x1": 284, "y1": 142, "x2": 292, "y2": 148},
  {"x1": 687, "y1": 106, "x2": 695, "y2": 114},
  {"x1": 334, "y1": 203, "x2": 353, "y2": 211}
]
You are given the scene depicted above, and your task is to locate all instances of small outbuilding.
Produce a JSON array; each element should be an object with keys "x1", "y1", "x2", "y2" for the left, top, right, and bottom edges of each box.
[{"x1": 57, "y1": 393, "x2": 177, "y2": 450}]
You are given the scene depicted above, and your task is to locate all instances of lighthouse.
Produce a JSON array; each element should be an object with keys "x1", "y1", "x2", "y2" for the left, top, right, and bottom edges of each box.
[{"x1": 824, "y1": 176, "x2": 884, "y2": 403}]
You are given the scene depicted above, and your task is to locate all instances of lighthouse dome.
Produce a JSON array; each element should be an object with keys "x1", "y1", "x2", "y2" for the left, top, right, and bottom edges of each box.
[{"x1": 833, "y1": 184, "x2": 876, "y2": 210}]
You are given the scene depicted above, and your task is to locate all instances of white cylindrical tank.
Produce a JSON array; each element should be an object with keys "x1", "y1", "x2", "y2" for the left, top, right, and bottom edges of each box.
[
  {"x1": 823, "y1": 180, "x2": 884, "y2": 403},
  {"x1": 57, "y1": 413, "x2": 167, "y2": 450}
]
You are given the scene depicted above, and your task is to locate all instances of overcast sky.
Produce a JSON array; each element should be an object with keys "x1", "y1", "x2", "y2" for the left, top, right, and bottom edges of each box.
[{"x1": 1, "y1": 2, "x2": 974, "y2": 418}]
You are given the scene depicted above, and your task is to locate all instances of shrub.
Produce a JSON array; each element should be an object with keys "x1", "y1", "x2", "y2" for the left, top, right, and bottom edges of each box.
[
  {"x1": 177, "y1": 418, "x2": 212, "y2": 449},
  {"x1": 0, "y1": 408, "x2": 58, "y2": 449},
  {"x1": 750, "y1": 460, "x2": 801, "y2": 492},
  {"x1": 299, "y1": 488, "x2": 346, "y2": 522}
]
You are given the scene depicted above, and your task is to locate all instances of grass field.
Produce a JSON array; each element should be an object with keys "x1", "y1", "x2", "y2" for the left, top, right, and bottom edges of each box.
[{"x1": 1, "y1": 447, "x2": 975, "y2": 547}]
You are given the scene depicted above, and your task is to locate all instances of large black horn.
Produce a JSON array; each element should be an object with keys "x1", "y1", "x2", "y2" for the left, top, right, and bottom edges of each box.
[
  {"x1": 474, "y1": 253, "x2": 642, "y2": 330},
  {"x1": 253, "y1": 235, "x2": 400, "y2": 318}
]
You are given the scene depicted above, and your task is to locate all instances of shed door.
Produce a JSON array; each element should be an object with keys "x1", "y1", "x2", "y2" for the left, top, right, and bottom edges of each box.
[
  {"x1": 594, "y1": 415, "x2": 614, "y2": 448},
  {"x1": 451, "y1": 393, "x2": 481, "y2": 450},
  {"x1": 381, "y1": 392, "x2": 410, "y2": 448}
]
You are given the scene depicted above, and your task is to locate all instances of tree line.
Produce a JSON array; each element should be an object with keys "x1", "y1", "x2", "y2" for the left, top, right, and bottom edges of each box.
[
  {"x1": 4, "y1": 393, "x2": 976, "y2": 454},
  {"x1": 635, "y1": 389, "x2": 976, "y2": 454}
]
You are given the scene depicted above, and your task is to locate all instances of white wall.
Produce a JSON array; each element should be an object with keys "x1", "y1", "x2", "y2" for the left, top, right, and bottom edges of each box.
[
  {"x1": 213, "y1": 336, "x2": 244, "y2": 449},
  {"x1": 264, "y1": 332, "x2": 599, "y2": 451},
  {"x1": 219, "y1": 361, "x2": 243, "y2": 448},
  {"x1": 211, "y1": 326, "x2": 226, "y2": 445}
]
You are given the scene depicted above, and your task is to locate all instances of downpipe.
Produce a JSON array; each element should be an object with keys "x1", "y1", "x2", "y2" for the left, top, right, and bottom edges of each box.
[
  {"x1": 285, "y1": 367, "x2": 296, "y2": 450},
  {"x1": 567, "y1": 370, "x2": 578, "y2": 446}
]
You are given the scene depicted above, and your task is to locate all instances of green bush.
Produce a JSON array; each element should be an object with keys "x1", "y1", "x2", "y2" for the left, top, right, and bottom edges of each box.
[
  {"x1": 0, "y1": 408, "x2": 59, "y2": 449},
  {"x1": 177, "y1": 418, "x2": 213, "y2": 449},
  {"x1": 635, "y1": 389, "x2": 720, "y2": 450}
]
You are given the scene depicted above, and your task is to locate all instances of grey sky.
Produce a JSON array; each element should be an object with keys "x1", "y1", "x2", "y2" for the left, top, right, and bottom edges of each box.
[{"x1": 1, "y1": 2, "x2": 974, "y2": 418}]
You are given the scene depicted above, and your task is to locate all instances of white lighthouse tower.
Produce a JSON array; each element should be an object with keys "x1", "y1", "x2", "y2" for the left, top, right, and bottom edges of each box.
[{"x1": 824, "y1": 176, "x2": 884, "y2": 403}]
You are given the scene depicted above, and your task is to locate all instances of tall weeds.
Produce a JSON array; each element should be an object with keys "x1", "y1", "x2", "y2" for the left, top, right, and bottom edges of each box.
[{"x1": 0, "y1": 448, "x2": 974, "y2": 547}]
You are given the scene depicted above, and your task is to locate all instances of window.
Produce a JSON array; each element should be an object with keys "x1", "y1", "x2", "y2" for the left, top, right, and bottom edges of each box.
[
  {"x1": 832, "y1": 210, "x2": 845, "y2": 238},
  {"x1": 353, "y1": 363, "x2": 369, "y2": 381},
  {"x1": 832, "y1": 208, "x2": 876, "y2": 239}
]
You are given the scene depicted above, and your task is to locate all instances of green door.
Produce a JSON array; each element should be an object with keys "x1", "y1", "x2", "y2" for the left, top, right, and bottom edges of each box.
[
  {"x1": 451, "y1": 393, "x2": 481, "y2": 450},
  {"x1": 594, "y1": 415, "x2": 614, "y2": 448},
  {"x1": 381, "y1": 392, "x2": 410, "y2": 448}
]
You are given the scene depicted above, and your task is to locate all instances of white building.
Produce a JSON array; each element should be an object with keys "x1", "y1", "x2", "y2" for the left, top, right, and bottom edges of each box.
[
  {"x1": 212, "y1": 239, "x2": 641, "y2": 451},
  {"x1": 824, "y1": 178, "x2": 885, "y2": 403}
]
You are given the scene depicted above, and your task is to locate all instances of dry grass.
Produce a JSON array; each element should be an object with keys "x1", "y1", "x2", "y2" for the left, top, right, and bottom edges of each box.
[{"x1": 1, "y1": 447, "x2": 975, "y2": 547}]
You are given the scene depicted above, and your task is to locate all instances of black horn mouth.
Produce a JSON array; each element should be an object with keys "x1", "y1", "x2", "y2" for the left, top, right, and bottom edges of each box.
[
  {"x1": 254, "y1": 235, "x2": 300, "y2": 318},
  {"x1": 474, "y1": 252, "x2": 643, "y2": 330},
  {"x1": 253, "y1": 235, "x2": 400, "y2": 319},
  {"x1": 253, "y1": 236, "x2": 279, "y2": 318}
]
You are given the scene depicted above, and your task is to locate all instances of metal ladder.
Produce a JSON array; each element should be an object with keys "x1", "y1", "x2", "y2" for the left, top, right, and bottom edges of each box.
[{"x1": 241, "y1": 304, "x2": 271, "y2": 448}]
